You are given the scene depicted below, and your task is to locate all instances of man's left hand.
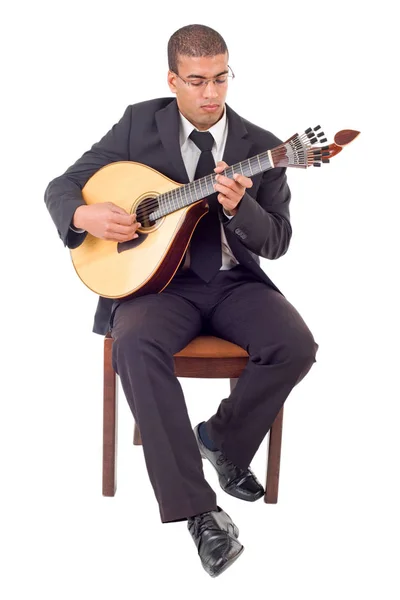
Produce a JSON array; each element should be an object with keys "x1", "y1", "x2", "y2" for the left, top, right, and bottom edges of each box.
[{"x1": 213, "y1": 161, "x2": 253, "y2": 217}]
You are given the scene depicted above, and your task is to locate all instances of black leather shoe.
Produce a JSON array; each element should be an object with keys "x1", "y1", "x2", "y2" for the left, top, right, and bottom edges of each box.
[
  {"x1": 188, "y1": 506, "x2": 244, "y2": 577},
  {"x1": 194, "y1": 423, "x2": 265, "y2": 502}
]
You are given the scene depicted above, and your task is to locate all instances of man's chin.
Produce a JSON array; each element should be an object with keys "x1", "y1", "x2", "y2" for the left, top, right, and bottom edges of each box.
[{"x1": 198, "y1": 106, "x2": 223, "y2": 126}]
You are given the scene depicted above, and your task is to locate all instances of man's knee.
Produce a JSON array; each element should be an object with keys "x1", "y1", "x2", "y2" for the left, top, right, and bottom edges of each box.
[
  {"x1": 290, "y1": 330, "x2": 319, "y2": 366},
  {"x1": 286, "y1": 330, "x2": 319, "y2": 386},
  {"x1": 252, "y1": 330, "x2": 318, "y2": 379}
]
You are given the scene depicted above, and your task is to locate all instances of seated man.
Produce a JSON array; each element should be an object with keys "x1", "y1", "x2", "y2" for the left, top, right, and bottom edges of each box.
[{"x1": 44, "y1": 23, "x2": 319, "y2": 578}]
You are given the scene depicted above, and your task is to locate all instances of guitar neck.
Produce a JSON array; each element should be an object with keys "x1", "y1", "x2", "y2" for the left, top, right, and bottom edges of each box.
[
  {"x1": 149, "y1": 122, "x2": 347, "y2": 221},
  {"x1": 149, "y1": 150, "x2": 273, "y2": 220}
]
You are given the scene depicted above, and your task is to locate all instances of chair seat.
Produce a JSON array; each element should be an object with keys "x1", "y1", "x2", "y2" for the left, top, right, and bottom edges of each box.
[
  {"x1": 103, "y1": 331, "x2": 284, "y2": 503},
  {"x1": 174, "y1": 335, "x2": 248, "y2": 359}
]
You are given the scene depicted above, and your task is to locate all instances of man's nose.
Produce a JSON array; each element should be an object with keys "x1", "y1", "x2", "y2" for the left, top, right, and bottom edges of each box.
[{"x1": 202, "y1": 80, "x2": 218, "y2": 99}]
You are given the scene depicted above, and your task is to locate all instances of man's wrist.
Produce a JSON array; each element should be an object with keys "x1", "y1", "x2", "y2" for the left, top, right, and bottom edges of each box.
[
  {"x1": 223, "y1": 207, "x2": 236, "y2": 219},
  {"x1": 72, "y1": 205, "x2": 87, "y2": 230}
]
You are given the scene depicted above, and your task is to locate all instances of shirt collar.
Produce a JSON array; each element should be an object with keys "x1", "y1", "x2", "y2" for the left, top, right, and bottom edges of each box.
[{"x1": 179, "y1": 107, "x2": 227, "y2": 154}]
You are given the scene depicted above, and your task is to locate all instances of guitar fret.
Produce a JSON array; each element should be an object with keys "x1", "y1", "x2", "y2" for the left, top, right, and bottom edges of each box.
[
  {"x1": 153, "y1": 150, "x2": 273, "y2": 220},
  {"x1": 207, "y1": 175, "x2": 213, "y2": 195}
]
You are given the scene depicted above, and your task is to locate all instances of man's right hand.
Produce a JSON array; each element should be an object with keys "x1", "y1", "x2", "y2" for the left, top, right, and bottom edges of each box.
[{"x1": 72, "y1": 203, "x2": 141, "y2": 242}]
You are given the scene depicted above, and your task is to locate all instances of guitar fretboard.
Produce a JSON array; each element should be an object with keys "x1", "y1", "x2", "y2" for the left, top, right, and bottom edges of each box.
[{"x1": 149, "y1": 150, "x2": 273, "y2": 220}]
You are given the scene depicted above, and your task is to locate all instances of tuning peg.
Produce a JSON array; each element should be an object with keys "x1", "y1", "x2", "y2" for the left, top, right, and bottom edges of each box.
[
  {"x1": 314, "y1": 125, "x2": 321, "y2": 131},
  {"x1": 313, "y1": 162, "x2": 321, "y2": 167}
]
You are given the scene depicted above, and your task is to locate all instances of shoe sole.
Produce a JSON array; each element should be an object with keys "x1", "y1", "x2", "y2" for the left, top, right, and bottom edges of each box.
[{"x1": 199, "y1": 445, "x2": 264, "y2": 503}]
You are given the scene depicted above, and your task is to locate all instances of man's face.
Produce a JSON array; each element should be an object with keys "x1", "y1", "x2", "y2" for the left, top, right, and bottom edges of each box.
[{"x1": 168, "y1": 53, "x2": 229, "y2": 131}]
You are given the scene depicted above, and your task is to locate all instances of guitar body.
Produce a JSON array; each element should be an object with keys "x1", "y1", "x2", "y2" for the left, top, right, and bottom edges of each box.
[
  {"x1": 70, "y1": 127, "x2": 359, "y2": 300},
  {"x1": 70, "y1": 162, "x2": 208, "y2": 299}
]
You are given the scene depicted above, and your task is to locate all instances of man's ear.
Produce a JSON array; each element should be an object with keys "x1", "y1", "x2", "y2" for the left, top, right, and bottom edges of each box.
[{"x1": 167, "y1": 70, "x2": 177, "y2": 93}]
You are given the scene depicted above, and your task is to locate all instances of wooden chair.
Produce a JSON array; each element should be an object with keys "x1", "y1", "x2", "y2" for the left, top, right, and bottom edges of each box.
[{"x1": 103, "y1": 331, "x2": 284, "y2": 503}]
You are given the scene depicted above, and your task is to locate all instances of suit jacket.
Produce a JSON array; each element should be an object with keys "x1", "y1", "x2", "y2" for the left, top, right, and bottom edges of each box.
[{"x1": 44, "y1": 97, "x2": 292, "y2": 335}]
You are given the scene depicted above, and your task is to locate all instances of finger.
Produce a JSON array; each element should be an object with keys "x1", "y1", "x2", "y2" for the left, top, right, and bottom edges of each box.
[
  {"x1": 105, "y1": 222, "x2": 141, "y2": 236},
  {"x1": 214, "y1": 182, "x2": 241, "y2": 201},
  {"x1": 233, "y1": 173, "x2": 253, "y2": 188},
  {"x1": 215, "y1": 174, "x2": 239, "y2": 189},
  {"x1": 214, "y1": 161, "x2": 228, "y2": 173},
  {"x1": 109, "y1": 205, "x2": 140, "y2": 226},
  {"x1": 111, "y1": 212, "x2": 138, "y2": 226},
  {"x1": 215, "y1": 173, "x2": 252, "y2": 191},
  {"x1": 217, "y1": 194, "x2": 236, "y2": 211},
  {"x1": 108, "y1": 203, "x2": 130, "y2": 215}
]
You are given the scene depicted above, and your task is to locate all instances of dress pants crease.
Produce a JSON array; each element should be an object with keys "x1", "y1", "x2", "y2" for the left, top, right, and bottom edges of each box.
[{"x1": 111, "y1": 291, "x2": 218, "y2": 523}]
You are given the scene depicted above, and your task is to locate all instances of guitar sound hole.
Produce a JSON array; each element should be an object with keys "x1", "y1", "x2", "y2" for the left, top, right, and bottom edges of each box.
[{"x1": 136, "y1": 196, "x2": 159, "y2": 228}]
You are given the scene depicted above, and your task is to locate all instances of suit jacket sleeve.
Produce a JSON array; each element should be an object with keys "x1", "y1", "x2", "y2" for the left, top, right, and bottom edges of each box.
[
  {"x1": 224, "y1": 164, "x2": 292, "y2": 259},
  {"x1": 44, "y1": 105, "x2": 132, "y2": 249}
]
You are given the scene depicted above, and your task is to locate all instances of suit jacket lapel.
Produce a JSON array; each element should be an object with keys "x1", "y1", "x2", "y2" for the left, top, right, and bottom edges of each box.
[
  {"x1": 155, "y1": 99, "x2": 189, "y2": 184},
  {"x1": 223, "y1": 104, "x2": 252, "y2": 169},
  {"x1": 155, "y1": 101, "x2": 252, "y2": 185}
]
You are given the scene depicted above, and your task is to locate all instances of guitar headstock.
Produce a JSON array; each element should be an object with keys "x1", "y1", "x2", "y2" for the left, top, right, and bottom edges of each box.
[{"x1": 272, "y1": 126, "x2": 360, "y2": 168}]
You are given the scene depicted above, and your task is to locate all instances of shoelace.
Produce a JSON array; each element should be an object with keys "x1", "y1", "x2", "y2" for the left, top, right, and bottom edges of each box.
[
  {"x1": 192, "y1": 512, "x2": 218, "y2": 539},
  {"x1": 216, "y1": 454, "x2": 238, "y2": 472}
]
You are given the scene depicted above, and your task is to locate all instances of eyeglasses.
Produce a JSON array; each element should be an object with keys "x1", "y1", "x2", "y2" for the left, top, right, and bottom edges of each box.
[{"x1": 174, "y1": 65, "x2": 235, "y2": 89}]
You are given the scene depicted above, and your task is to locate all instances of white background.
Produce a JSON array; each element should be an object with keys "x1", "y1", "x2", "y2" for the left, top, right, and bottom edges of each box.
[{"x1": 1, "y1": 0, "x2": 399, "y2": 597}]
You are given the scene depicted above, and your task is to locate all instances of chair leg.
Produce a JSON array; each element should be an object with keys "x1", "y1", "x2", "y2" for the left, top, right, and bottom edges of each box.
[
  {"x1": 103, "y1": 335, "x2": 118, "y2": 496},
  {"x1": 265, "y1": 406, "x2": 284, "y2": 504},
  {"x1": 230, "y1": 377, "x2": 284, "y2": 504},
  {"x1": 133, "y1": 422, "x2": 142, "y2": 445}
]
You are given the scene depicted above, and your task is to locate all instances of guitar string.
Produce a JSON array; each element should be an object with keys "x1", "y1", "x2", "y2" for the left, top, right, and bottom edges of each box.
[
  {"x1": 133, "y1": 136, "x2": 315, "y2": 222},
  {"x1": 133, "y1": 150, "x2": 275, "y2": 221}
]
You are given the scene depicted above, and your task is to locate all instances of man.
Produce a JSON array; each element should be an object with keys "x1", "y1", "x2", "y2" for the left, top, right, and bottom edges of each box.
[{"x1": 45, "y1": 24, "x2": 319, "y2": 577}]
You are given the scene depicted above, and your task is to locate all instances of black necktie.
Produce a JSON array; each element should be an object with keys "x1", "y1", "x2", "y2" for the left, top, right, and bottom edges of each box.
[{"x1": 188, "y1": 130, "x2": 222, "y2": 281}]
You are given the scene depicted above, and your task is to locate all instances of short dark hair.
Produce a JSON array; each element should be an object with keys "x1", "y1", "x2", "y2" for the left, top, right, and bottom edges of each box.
[{"x1": 168, "y1": 24, "x2": 228, "y2": 74}]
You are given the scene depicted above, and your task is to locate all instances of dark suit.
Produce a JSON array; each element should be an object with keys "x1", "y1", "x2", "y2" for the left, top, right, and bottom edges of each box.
[
  {"x1": 45, "y1": 98, "x2": 291, "y2": 334},
  {"x1": 45, "y1": 98, "x2": 319, "y2": 523}
]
